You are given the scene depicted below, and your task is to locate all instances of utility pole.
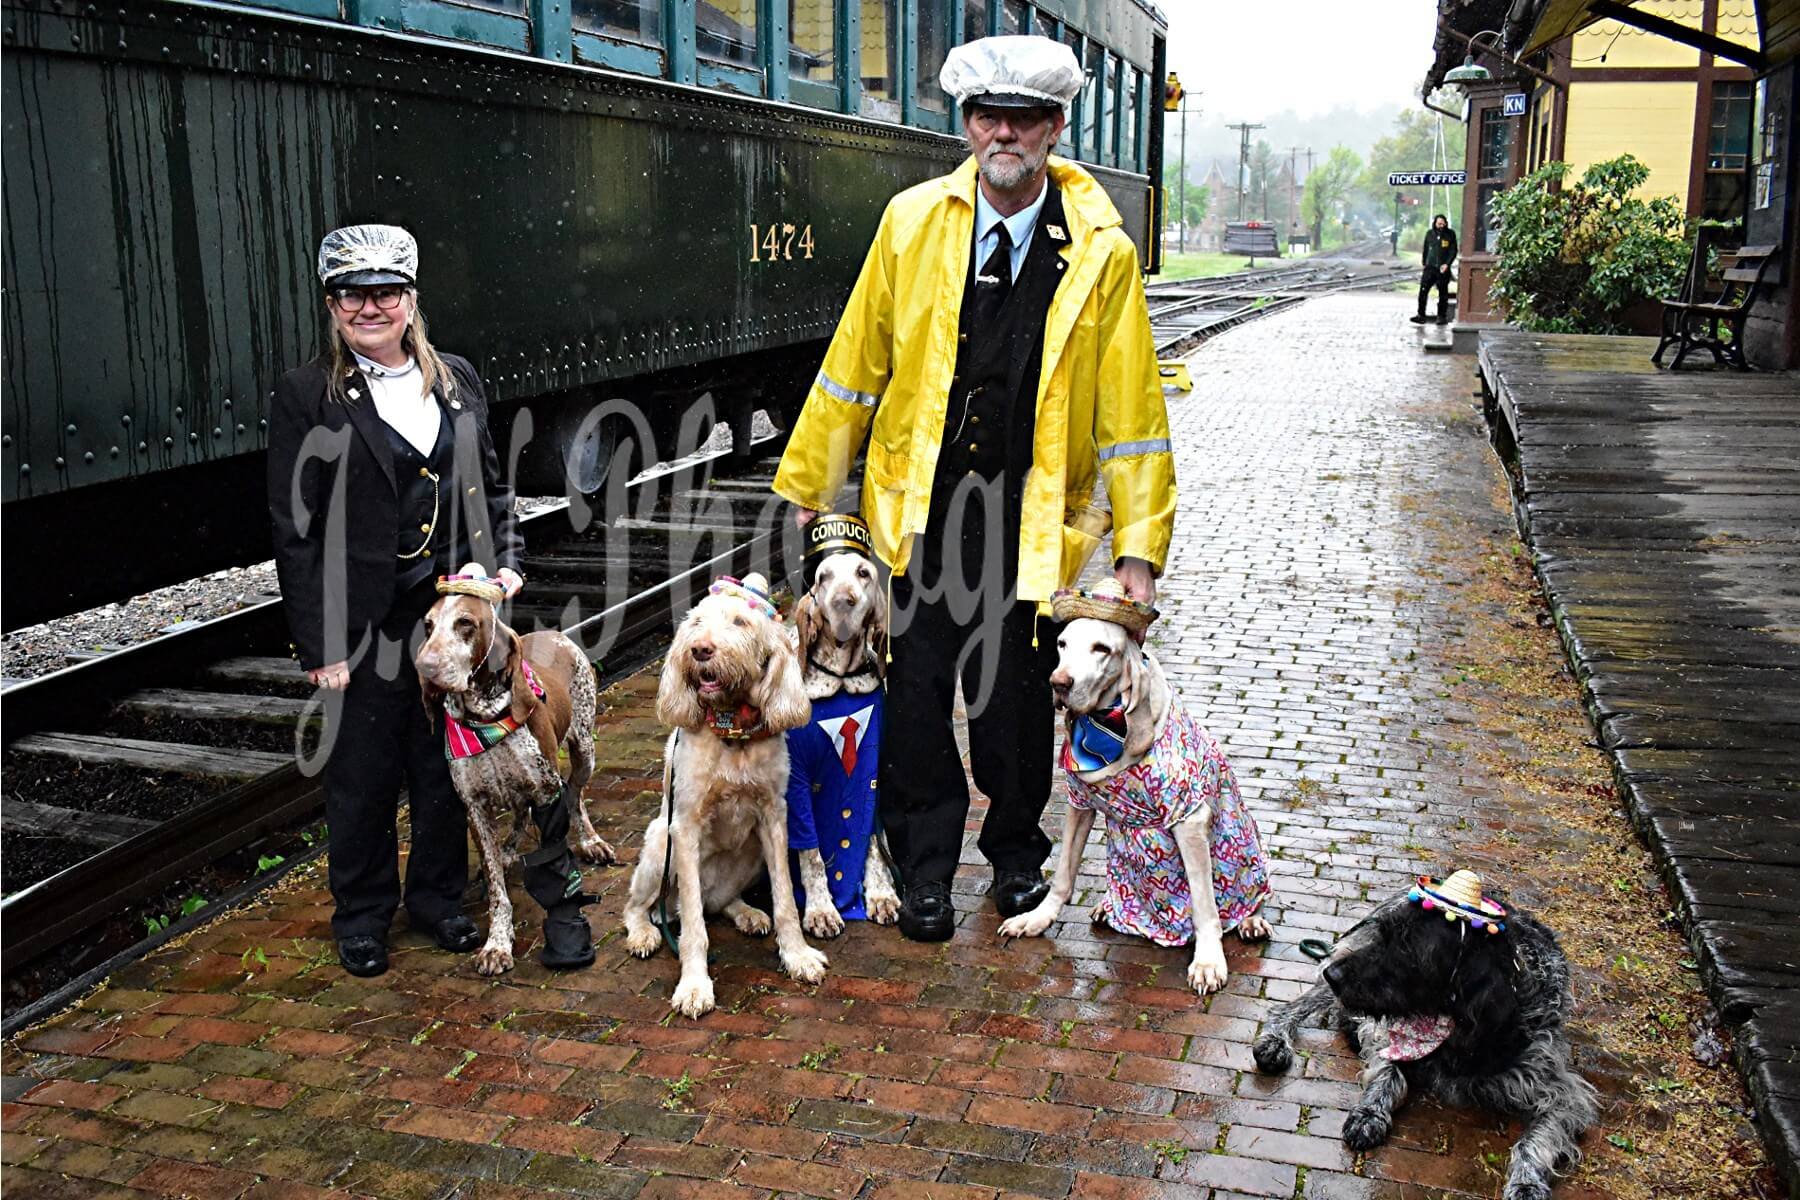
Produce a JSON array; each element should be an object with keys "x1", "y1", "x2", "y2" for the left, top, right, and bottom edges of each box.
[
  {"x1": 1287, "y1": 145, "x2": 1303, "y2": 237},
  {"x1": 1226, "y1": 122, "x2": 1263, "y2": 221}
]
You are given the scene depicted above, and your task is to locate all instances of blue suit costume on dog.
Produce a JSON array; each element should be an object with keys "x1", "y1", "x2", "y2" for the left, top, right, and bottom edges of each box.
[{"x1": 785, "y1": 689, "x2": 882, "y2": 919}]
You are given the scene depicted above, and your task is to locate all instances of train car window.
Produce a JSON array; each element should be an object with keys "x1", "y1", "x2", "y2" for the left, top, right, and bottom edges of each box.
[
  {"x1": 1105, "y1": 53, "x2": 1121, "y2": 167},
  {"x1": 1081, "y1": 39, "x2": 1102, "y2": 162},
  {"x1": 789, "y1": 0, "x2": 836, "y2": 93},
  {"x1": 859, "y1": 0, "x2": 901, "y2": 121},
  {"x1": 571, "y1": 0, "x2": 661, "y2": 53},
  {"x1": 1123, "y1": 67, "x2": 1141, "y2": 171},
  {"x1": 964, "y1": 0, "x2": 990, "y2": 40},
  {"x1": 1058, "y1": 24, "x2": 1079, "y2": 156},
  {"x1": 915, "y1": 0, "x2": 949, "y2": 118},
  {"x1": 1001, "y1": 0, "x2": 1025, "y2": 34},
  {"x1": 698, "y1": 0, "x2": 758, "y2": 72}
]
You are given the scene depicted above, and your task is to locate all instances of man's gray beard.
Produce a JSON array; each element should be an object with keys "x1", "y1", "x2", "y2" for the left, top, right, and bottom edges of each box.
[{"x1": 979, "y1": 145, "x2": 1045, "y2": 192}]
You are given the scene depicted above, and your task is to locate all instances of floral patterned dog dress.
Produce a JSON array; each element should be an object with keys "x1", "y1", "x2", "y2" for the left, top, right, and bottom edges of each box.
[{"x1": 1064, "y1": 699, "x2": 1272, "y2": 947}]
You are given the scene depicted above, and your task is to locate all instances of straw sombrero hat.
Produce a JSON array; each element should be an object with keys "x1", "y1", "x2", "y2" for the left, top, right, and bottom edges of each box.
[
  {"x1": 1050, "y1": 578, "x2": 1158, "y2": 636},
  {"x1": 1408, "y1": 870, "x2": 1507, "y2": 934},
  {"x1": 437, "y1": 564, "x2": 506, "y2": 604}
]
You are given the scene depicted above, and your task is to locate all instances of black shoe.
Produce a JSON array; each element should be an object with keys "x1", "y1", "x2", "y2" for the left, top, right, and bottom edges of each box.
[
  {"x1": 897, "y1": 881, "x2": 955, "y2": 942},
  {"x1": 540, "y1": 904, "x2": 596, "y2": 970},
  {"x1": 991, "y1": 870, "x2": 1049, "y2": 918},
  {"x1": 1408, "y1": 314, "x2": 1429, "y2": 324},
  {"x1": 431, "y1": 914, "x2": 481, "y2": 953},
  {"x1": 1435, "y1": 314, "x2": 1450, "y2": 325},
  {"x1": 338, "y1": 935, "x2": 388, "y2": 978}
]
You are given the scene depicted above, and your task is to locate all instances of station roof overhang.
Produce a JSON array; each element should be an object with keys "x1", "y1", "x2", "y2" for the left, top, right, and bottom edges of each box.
[{"x1": 1505, "y1": 0, "x2": 1771, "y2": 69}]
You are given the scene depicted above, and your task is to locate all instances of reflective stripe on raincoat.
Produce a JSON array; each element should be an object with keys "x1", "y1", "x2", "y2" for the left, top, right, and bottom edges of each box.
[{"x1": 771, "y1": 155, "x2": 1174, "y2": 605}]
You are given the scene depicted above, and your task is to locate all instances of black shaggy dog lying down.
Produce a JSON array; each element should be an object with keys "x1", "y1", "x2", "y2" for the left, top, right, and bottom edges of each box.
[{"x1": 1253, "y1": 872, "x2": 1598, "y2": 1200}]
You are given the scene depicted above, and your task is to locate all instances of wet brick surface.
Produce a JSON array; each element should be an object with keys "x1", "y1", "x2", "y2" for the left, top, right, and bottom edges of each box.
[{"x1": 5, "y1": 294, "x2": 1762, "y2": 1199}]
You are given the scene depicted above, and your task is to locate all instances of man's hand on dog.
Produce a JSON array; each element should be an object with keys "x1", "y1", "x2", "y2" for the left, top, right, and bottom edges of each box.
[{"x1": 1114, "y1": 556, "x2": 1155, "y2": 606}]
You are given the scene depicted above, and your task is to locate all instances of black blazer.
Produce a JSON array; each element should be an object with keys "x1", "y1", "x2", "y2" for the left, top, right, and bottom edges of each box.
[
  {"x1": 1422, "y1": 226, "x2": 1458, "y2": 270},
  {"x1": 267, "y1": 352, "x2": 522, "y2": 670}
]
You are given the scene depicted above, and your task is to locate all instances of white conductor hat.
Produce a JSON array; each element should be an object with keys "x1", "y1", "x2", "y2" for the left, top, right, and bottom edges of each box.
[
  {"x1": 940, "y1": 35, "x2": 1083, "y2": 110},
  {"x1": 317, "y1": 223, "x2": 419, "y2": 288}
]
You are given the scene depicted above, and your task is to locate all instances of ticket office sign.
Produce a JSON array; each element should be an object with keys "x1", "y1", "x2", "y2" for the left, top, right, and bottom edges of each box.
[{"x1": 1387, "y1": 171, "x2": 1467, "y2": 186}]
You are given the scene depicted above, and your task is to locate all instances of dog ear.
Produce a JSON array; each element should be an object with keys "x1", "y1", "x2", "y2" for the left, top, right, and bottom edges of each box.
[
  {"x1": 1118, "y1": 642, "x2": 1143, "y2": 714},
  {"x1": 419, "y1": 676, "x2": 442, "y2": 731},
  {"x1": 656, "y1": 636, "x2": 706, "y2": 730},
  {"x1": 864, "y1": 580, "x2": 889, "y2": 681},
  {"x1": 795, "y1": 592, "x2": 824, "y2": 673},
  {"x1": 481, "y1": 609, "x2": 510, "y2": 679},
  {"x1": 1448, "y1": 933, "x2": 1523, "y2": 1069},
  {"x1": 504, "y1": 629, "x2": 536, "y2": 726},
  {"x1": 752, "y1": 618, "x2": 812, "y2": 733}
]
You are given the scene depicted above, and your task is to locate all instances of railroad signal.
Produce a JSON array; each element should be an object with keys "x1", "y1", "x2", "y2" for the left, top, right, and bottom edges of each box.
[{"x1": 1165, "y1": 72, "x2": 1183, "y2": 111}]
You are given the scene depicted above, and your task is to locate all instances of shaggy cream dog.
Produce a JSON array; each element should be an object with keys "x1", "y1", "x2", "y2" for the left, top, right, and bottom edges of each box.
[{"x1": 622, "y1": 573, "x2": 827, "y2": 1018}]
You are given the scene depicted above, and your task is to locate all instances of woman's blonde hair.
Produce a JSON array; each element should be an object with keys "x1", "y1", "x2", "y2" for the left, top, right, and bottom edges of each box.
[{"x1": 325, "y1": 289, "x2": 457, "y2": 404}]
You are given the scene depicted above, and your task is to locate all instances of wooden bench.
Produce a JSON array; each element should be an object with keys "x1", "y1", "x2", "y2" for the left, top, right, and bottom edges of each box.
[{"x1": 1653, "y1": 241, "x2": 1780, "y2": 371}]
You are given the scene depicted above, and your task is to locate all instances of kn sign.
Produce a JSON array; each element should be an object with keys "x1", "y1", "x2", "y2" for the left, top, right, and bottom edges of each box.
[
  {"x1": 1503, "y1": 93, "x2": 1527, "y2": 116},
  {"x1": 1388, "y1": 171, "x2": 1467, "y2": 187}
]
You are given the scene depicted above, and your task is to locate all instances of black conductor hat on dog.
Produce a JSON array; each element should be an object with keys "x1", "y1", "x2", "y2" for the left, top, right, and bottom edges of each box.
[{"x1": 803, "y1": 513, "x2": 875, "y2": 589}]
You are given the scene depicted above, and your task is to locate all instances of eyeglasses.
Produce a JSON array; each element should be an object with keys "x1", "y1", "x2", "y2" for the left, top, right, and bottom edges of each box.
[{"x1": 327, "y1": 285, "x2": 408, "y2": 313}]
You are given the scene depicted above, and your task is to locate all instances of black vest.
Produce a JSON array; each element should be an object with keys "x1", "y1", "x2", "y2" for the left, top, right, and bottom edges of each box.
[
  {"x1": 920, "y1": 182, "x2": 1069, "y2": 591},
  {"x1": 387, "y1": 409, "x2": 458, "y2": 593}
]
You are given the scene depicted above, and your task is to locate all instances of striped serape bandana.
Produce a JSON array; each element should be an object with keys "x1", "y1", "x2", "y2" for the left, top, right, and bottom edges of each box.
[{"x1": 443, "y1": 661, "x2": 546, "y2": 760}]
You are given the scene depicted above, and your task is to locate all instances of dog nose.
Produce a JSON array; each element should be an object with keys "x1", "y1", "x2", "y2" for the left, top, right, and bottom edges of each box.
[
  {"x1": 1322, "y1": 961, "x2": 1347, "y2": 993},
  {"x1": 1049, "y1": 670, "x2": 1071, "y2": 689},
  {"x1": 692, "y1": 640, "x2": 714, "y2": 663}
]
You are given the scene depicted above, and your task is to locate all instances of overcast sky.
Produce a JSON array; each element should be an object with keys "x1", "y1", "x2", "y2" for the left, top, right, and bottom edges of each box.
[{"x1": 1162, "y1": 1, "x2": 1437, "y2": 121}]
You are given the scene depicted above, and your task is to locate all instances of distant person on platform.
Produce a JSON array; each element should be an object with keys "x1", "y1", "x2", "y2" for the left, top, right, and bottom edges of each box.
[
  {"x1": 771, "y1": 36, "x2": 1175, "y2": 943},
  {"x1": 1412, "y1": 214, "x2": 1457, "y2": 325}
]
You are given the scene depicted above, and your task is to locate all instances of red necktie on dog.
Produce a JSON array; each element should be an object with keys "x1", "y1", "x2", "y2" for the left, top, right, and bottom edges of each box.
[{"x1": 837, "y1": 715, "x2": 859, "y2": 776}]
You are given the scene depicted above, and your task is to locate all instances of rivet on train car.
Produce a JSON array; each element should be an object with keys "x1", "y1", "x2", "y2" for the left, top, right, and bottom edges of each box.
[
  {"x1": 84, "y1": 451, "x2": 95, "y2": 463},
  {"x1": 259, "y1": 419, "x2": 267, "y2": 429},
  {"x1": 110, "y1": 446, "x2": 120, "y2": 458},
  {"x1": 19, "y1": 464, "x2": 29, "y2": 476},
  {"x1": 66, "y1": 422, "x2": 77, "y2": 434},
  {"x1": 0, "y1": 435, "x2": 9, "y2": 448},
  {"x1": 55, "y1": 456, "x2": 66, "y2": 467},
  {"x1": 222, "y1": 398, "x2": 232, "y2": 409},
  {"x1": 189, "y1": 432, "x2": 199, "y2": 442},
  {"x1": 164, "y1": 437, "x2": 174, "y2": 447},
  {"x1": 236, "y1": 424, "x2": 245, "y2": 434},
  {"x1": 212, "y1": 428, "x2": 223, "y2": 438},
  {"x1": 174, "y1": 406, "x2": 183, "y2": 418}
]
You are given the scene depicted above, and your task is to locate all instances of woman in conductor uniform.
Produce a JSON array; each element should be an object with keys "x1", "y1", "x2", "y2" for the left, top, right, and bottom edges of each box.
[{"x1": 268, "y1": 224, "x2": 589, "y2": 977}]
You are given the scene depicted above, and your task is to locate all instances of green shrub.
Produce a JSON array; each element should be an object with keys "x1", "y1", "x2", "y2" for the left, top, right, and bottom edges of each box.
[{"x1": 1489, "y1": 154, "x2": 1688, "y2": 333}]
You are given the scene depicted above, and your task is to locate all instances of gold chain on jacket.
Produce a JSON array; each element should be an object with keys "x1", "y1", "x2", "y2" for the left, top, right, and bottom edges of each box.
[{"x1": 398, "y1": 469, "x2": 441, "y2": 559}]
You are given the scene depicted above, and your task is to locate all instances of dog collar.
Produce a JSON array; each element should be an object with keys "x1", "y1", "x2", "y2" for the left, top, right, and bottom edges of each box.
[
  {"x1": 807, "y1": 654, "x2": 874, "y2": 681},
  {"x1": 1060, "y1": 700, "x2": 1127, "y2": 772},
  {"x1": 443, "y1": 661, "x2": 545, "y2": 760},
  {"x1": 706, "y1": 701, "x2": 776, "y2": 744}
]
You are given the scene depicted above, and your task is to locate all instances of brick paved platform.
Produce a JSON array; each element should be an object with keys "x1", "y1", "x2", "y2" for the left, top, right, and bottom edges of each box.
[
  {"x1": 4, "y1": 296, "x2": 1776, "y2": 1200},
  {"x1": 1479, "y1": 330, "x2": 1800, "y2": 1197}
]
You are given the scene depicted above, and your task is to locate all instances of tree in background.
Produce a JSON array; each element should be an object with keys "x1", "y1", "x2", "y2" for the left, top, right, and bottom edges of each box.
[
  {"x1": 1161, "y1": 160, "x2": 1212, "y2": 240},
  {"x1": 1302, "y1": 146, "x2": 1361, "y2": 248},
  {"x1": 1360, "y1": 109, "x2": 1467, "y2": 241},
  {"x1": 1489, "y1": 155, "x2": 1687, "y2": 332},
  {"x1": 1249, "y1": 141, "x2": 1276, "y2": 221}
]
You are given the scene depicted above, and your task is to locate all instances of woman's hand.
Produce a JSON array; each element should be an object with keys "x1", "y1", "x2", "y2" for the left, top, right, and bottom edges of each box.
[
  {"x1": 497, "y1": 567, "x2": 524, "y2": 599},
  {"x1": 307, "y1": 661, "x2": 350, "y2": 690},
  {"x1": 793, "y1": 506, "x2": 819, "y2": 530},
  {"x1": 1114, "y1": 557, "x2": 1156, "y2": 607}
]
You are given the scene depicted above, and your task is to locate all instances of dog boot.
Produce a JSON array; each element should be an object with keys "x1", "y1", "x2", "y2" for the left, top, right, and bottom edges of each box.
[{"x1": 540, "y1": 900, "x2": 595, "y2": 970}]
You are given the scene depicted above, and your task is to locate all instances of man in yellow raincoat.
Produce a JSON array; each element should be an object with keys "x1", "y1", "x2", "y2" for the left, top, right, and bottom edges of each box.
[{"x1": 773, "y1": 35, "x2": 1175, "y2": 942}]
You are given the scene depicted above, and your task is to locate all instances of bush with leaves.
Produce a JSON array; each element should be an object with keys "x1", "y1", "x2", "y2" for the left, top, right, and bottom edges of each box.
[{"x1": 1488, "y1": 154, "x2": 1688, "y2": 333}]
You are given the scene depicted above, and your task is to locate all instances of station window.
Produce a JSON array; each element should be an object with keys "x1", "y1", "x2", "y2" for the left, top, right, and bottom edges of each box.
[
  {"x1": 1081, "y1": 39, "x2": 1103, "y2": 161},
  {"x1": 860, "y1": 0, "x2": 901, "y2": 119},
  {"x1": 698, "y1": 0, "x2": 758, "y2": 70},
  {"x1": 572, "y1": 0, "x2": 661, "y2": 52},
  {"x1": 789, "y1": 0, "x2": 836, "y2": 88},
  {"x1": 1474, "y1": 105, "x2": 1512, "y2": 253},
  {"x1": 1001, "y1": 0, "x2": 1025, "y2": 34},
  {"x1": 1704, "y1": 79, "x2": 1753, "y2": 223},
  {"x1": 1058, "y1": 25, "x2": 1079, "y2": 156},
  {"x1": 965, "y1": 0, "x2": 989, "y2": 40},
  {"x1": 916, "y1": 0, "x2": 949, "y2": 117}
]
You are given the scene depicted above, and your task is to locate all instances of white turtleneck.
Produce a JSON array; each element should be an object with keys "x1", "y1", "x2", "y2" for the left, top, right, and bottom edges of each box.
[{"x1": 354, "y1": 351, "x2": 441, "y2": 456}]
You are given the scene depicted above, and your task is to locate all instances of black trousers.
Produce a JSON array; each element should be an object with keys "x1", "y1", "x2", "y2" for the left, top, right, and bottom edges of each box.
[
  {"x1": 322, "y1": 583, "x2": 469, "y2": 940},
  {"x1": 1418, "y1": 266, "x2": 1451, "y2": 317},
  {"x1": 877, "y1": 510, "x2": 1059, "y2": 889}
]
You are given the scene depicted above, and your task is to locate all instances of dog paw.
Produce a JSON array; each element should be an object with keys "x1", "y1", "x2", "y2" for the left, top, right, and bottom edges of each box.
[
  {"x1": 1237, "y1": 913, "x2": 1271, "y2": 941},
  {"x1": 474, "y1": 944, "x2": 514, "y2": 976},
  {"x1": 998, "y1": 907, "x2": 1056, "y2": 939},
  {"x1": 1187, "y1": 948, "x2": 1229, "y2": 994},
  {"x1": 670, "y1": 975, "x2": 716, "y2": 1019},
  {"x1": 1341, "y1": 1107, "x2": 1392, "y2": 1153},
  {"x1": 623, "y1": 922, "x2": 663, "y2": 958},
  {"x1": 1502, "y1": 1175, "x2": 1551, "y2": 1200},
  {"x1": 731, "y1": 904, "x2": 772, "y2": 936},
  {"x1": 864, "y1": 890, "x2": 901, "y2": 926},
  {"x1": 577, "y1": 836, "x2": 616, "y2": 865},
  {"x1": 1251, "y1": 1033, "x2": 1293, "y2": 1074},
  {"x1": 781, "y1": 944, "x2": 829, "y2": 985},
  {"x1": 803, "y1": 903, "x2": 844, "y2": 939}
]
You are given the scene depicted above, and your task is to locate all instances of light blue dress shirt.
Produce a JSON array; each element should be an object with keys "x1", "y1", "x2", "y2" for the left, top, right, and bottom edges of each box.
[{"x1": 973, "y1": 178, "x2": 1048, "y2": 282}]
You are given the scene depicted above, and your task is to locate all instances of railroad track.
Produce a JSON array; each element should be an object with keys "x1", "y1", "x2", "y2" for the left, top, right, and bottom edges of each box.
[
  {"x1": 1, "y1": 429, "x2": 835, "y2": 1024},
  {"x1": 1147, "y1": 247, "x2": 1414, "y2": 358}
]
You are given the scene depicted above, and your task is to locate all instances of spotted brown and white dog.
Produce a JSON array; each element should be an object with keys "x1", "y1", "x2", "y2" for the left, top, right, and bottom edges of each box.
[
  {"x1": 1252, "y1": 881, "x2": 1598, "y2": 1200},
  {"x1": 622, "y1": 572, "x2": 826, "y2": 1018},
  {"x1": 416, "y1": 574, "x2": 614, "y2": 975}
]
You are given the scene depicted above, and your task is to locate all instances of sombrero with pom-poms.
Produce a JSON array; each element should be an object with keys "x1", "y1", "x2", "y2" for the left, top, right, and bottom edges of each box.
[
  {"x1": 709, "y1": 574, "x2": 780, "y2": 622},
  {"x1": 1408, "y1": 870, "x2": 1507, "y2": 934},
  {"x1": 1050, "y1": 578, "x2": 1158, "y2": 636}
]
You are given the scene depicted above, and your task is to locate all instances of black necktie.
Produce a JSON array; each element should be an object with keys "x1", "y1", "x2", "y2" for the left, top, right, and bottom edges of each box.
[{"x1": 975, "y1": 222, "x2": 1013, "y2": 324}]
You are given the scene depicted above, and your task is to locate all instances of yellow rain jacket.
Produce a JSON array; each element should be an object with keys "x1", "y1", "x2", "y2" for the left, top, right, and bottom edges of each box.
[{"x1": 772, "y1": 155, "x2": 1174, "y2": 605}]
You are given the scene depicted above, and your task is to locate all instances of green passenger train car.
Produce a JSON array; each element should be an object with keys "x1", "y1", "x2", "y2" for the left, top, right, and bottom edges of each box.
[{"x1": 1, "y1": 0, "x2": 1168, "y2": 626}]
